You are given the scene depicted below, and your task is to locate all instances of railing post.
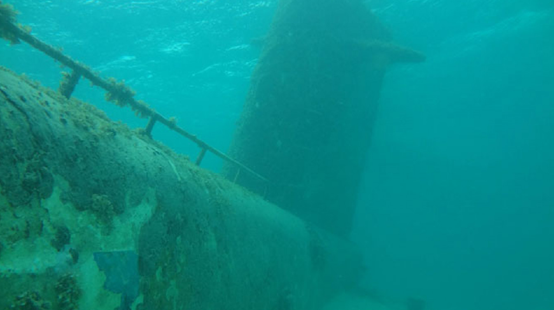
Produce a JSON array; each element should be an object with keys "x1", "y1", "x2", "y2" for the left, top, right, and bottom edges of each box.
[
  {"x1": 233, "y1": 169, "x2": 241, "y2": 183},
  {"x1": 144, "y1": 115, "x2": 157, "y2": 137},
  {"x1": 58, "y1": 70, "x2": 81, "y2": 99},
  {"x1": 195, "y1": 147, "x2": 207, "y2": 166}
]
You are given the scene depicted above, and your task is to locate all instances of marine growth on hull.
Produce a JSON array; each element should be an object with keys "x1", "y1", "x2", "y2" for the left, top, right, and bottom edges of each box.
[
  {"x1": 223, "y1": 0, "x2": 424, "y2": 237},
  {"x1": 0, "y1": 0, "x2": 423, "y2": 309}
]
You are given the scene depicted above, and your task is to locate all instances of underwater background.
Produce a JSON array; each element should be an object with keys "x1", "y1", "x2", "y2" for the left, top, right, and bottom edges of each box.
[{"x1": 1, "y1": 1, "x2": 553, "y2": 310}]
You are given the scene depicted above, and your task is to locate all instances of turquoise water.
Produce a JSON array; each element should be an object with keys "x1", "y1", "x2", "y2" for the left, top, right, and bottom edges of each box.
[
  {"x1": 352, "y1": 2, "x2": 554, "y2": 310},
  {"x1": 1, "y1": 1, "x2": 553, "y2": 310}
]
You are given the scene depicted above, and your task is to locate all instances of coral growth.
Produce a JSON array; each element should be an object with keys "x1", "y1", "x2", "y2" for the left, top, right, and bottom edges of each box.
[
  {"x1": 104, "y1": 78, "x2": 151, "y2": 118},
  {"x1": 90, "y1": 194, "x2": 116, "y2": 225},
  {"x1": 51, "y1": 225, "x2": 71, "y2": 252},
  {"x1": 21, "y1": 156, "x2": 54, "y2": 200},
  {"x1": 10, "y1": 291, "x2": 51, "y2": 310},
  {"x1": 0, "y1": 1, "x2": 19, "y2": 44},
  {"x1": 55, "y1": 274, "x2": 81, "y2": 310},
  {"x1": 104, "y1": 78, "x2": 136, "y2": 108},
  {"x1": 58, "y1": 71, "x2": 81, "y2": 99}
]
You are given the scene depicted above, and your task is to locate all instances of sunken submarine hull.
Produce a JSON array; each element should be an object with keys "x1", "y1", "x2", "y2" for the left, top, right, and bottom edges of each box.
[
  {"x1": 223, "y1": 0, "x2": 424, "y2": 237},
  {"x1": 0, "y1": 67, "x2": 362, "y2": 310}
]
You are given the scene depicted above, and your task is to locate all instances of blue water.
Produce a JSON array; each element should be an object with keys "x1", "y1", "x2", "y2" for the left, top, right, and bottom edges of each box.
[{"x1": 1, "y1": 1, "x2": 553, "y2": 310}]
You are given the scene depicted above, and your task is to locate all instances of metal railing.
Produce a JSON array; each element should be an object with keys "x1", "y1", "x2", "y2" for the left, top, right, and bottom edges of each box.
[{"x1": 0, "y1": 2, "x2": 268, "y2": 184}]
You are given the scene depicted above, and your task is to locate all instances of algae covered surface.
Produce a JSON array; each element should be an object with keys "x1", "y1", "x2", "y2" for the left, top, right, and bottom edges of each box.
[
  {"x1": 0, "y1": 66, "x2": 158, "y2": 310},
  {"x1": 0, "y1": 0, "x2": 411, "y2": 308},
  {"x1": 2, "y1": 0, "x2": 553, "y2": 309},
  {"x1": 223, "y1": 0, "x2": 423, "y2": 238},
  {"x1": 0, "y1": 66, "x2": 365, "y2": 310}
]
